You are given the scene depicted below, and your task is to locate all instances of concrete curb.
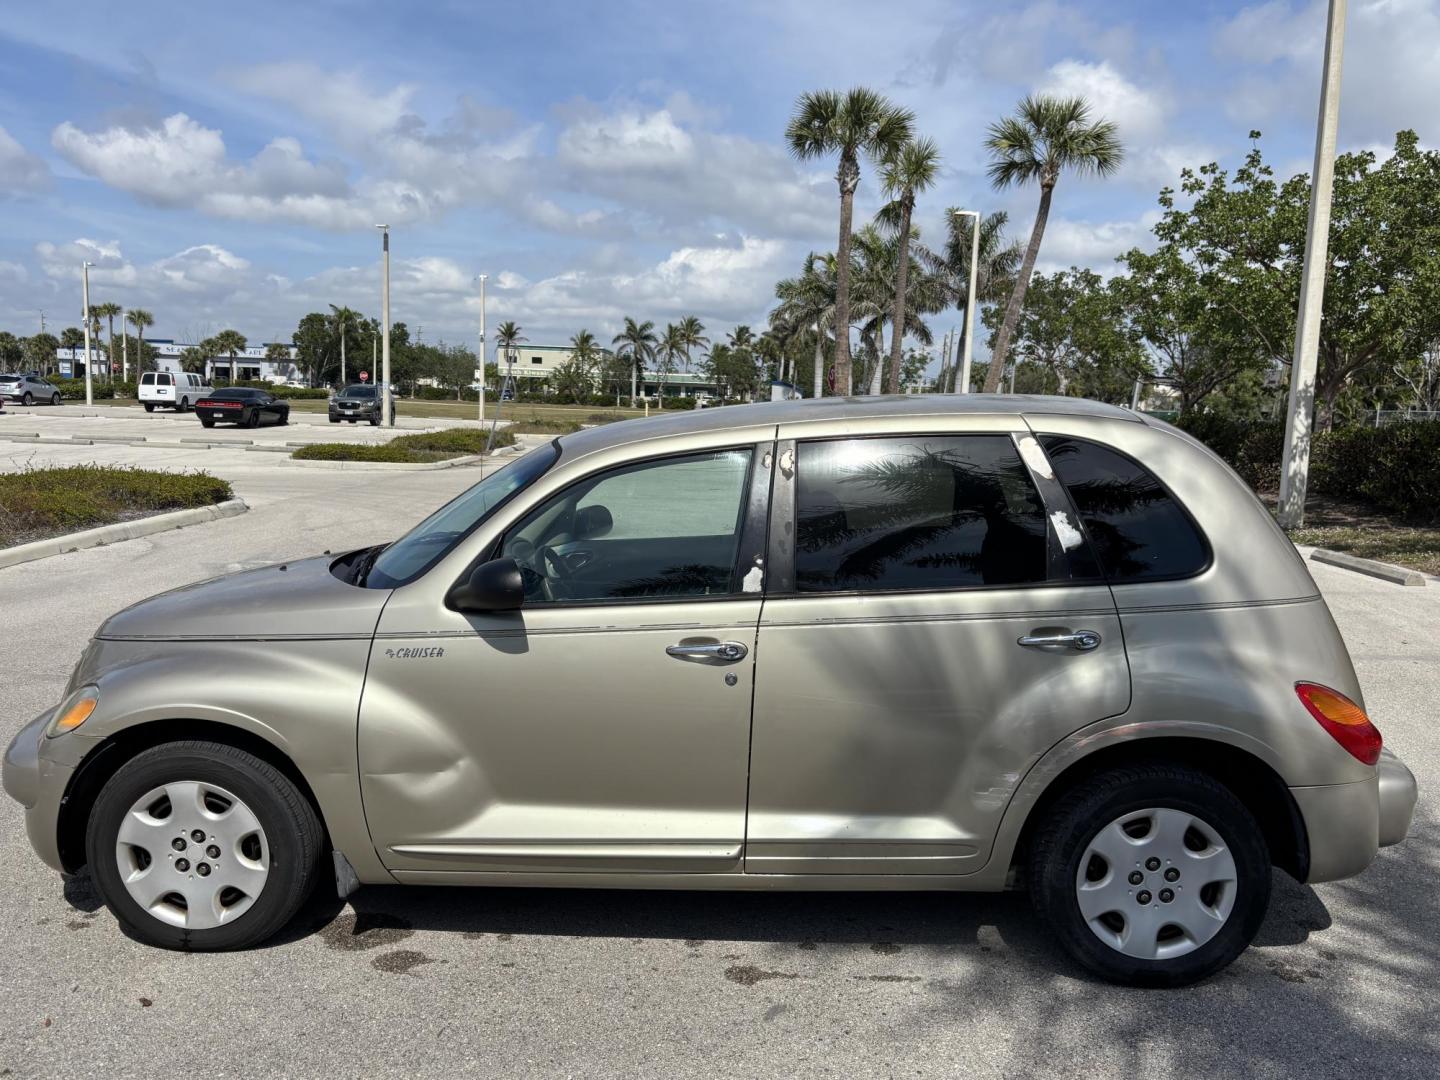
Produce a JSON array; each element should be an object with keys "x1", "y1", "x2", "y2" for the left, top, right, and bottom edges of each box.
[
  {"x1": 279, "y1": 452, "x2": 490, "y2": 471},
  {"x1": 0, "y1": 499, "x2": 249, "y2": 570},
  {"x1": 1310, "y1": 548, "x2": 1427, "y2": 587}
]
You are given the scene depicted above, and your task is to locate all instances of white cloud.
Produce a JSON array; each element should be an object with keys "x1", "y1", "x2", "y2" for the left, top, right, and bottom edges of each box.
[
  {"x1": 35, "y1": 238, "x2": 138, "y2": 286},
  {"x1": 1037, "y1": 59, "x2": 1167, "y2": 139},
  {"x1": 1034, "y1": 213, "x2": 1160, "y2": 275},
  {"x1": 229, "y1": 62, "x2": 418, "y2": 145},
  {"x1": 0, "y1": 125, "x2": 51, "y2": 194}
]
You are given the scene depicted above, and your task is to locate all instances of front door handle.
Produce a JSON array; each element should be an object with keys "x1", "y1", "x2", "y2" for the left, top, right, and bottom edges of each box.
[
  {"x1": 1018, "y1": 629, "x2": 1102, "y2": 651},
  {"x1": 665, "y1": 641, "x2": 749, "y2": 663}
]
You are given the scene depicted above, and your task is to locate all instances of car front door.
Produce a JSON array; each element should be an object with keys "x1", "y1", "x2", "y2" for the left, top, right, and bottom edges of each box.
[
  {"x1": 359, "y1": 442, "x2": 772, "y2": 878},
  {"x1": 745, "y1": 421, "x2": 1131, "y2": 876}
]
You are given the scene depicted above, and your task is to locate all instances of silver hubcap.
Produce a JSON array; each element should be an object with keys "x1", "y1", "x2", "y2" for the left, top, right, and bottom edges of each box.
[
  {"x1": 115, "y1": 781, "x2": 270, "y2": 930},
  {"x1": 1075, "y1": 807, "x2": 1238, "y2": 961}
]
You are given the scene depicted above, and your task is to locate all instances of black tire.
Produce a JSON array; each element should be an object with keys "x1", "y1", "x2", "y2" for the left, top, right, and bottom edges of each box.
[
  {"x1": 22, "y1": 392, "x2": 33, "y2": 406},
  {"x1": 143, "y1": 402, "x2": 155, "y2": 413},
  {"x1": 278, "y1": 410, "x2": 289, "y2": 426},
  {"x1": 200, "y1": 419, "x2": 215, "y2": 428},
  {"x1": 85, "y1": 741, "x2": 324, "y2": 950},
  {"x1": 178, "y1": 397, "x2": 189, "y2": 412},
  {"x1": 246, "y1": 410, "x2": 261, "y2": 428},
  {"x1": 369, "y1": 416, "x2": 380, "y2": 426},
  {"x1": 50, "y1": 393, "x2": 61, "y2": 406},
  {"x1": 1027, "y1": 765, "x2": 1270, "y2": 988}
]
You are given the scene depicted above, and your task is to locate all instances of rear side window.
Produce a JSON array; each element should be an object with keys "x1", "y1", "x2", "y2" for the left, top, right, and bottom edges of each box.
[
  {"x1": 794, "y1": 435, "x2": 1048, "y2": 592},
  {"x1": 157, "y1": 373, "x2": 172, "y2": 386},
  {"x1": 140, "y1": 373, "x2": 155, "y2": 385},
  {"x1": 1040, "y1": 436, "x2": 1208, "y2": 581}
]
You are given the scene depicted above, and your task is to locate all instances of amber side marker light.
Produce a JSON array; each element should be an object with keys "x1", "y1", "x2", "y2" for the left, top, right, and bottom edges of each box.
[
  {"x1": 50, "y1": 696, "x2": 97, "y2": 735},
  {"x1": 1296, "y1": 682, "x2": 1382, "y2": 766}
]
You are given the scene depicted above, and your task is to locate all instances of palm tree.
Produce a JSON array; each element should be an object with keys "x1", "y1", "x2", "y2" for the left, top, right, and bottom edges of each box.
[
  {"x1": 982, "y1": 94, "x2": 1123, "y2": 392},
  {"x1": 612, "y1": 317, "x2": 658, "y2": 406},
  {"x1": 853, "y1": 223, "x2": 945, "y2": 393},
  {"x1": 211, "y1": 328, "x2": 247, "y2": 384},
  {"x1": 917, "y1": 209, "x2": 1022, "y2": 391},
  {"x1": 126, "y1": 309, "x2": 154, "y2": 374},
  {"x1": 328, "y1": 305, "x2": 362, "y2": 385},
  {"x1": 494, "y1": 320, "x2": 526, "y2": 392},
  {"x1": 877, "y1": 138, "x2": 941, "y2": 395},
  {"x1": 786, "y1": 87, "x2": 914, "y2": 395},
  {"x1": 772, "y1": 252, "x2": 838, "y2": 399},
  {"x1": 93, "y1": 302, "x2": 121, "y2": 383},
  {"x1": 677, "y1": 315, "x2": 708, "y2": 374},
  {"x1": 657, "y1": 323, "x2": 688, "y2": 408}
]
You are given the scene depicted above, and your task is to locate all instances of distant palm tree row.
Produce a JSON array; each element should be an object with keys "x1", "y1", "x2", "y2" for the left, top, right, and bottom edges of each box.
[{"x1": 778, "y1": 87, "x2": 1123, "y2": 395}]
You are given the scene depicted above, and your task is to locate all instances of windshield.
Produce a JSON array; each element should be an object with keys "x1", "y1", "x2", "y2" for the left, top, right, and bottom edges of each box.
[
  {"x1": 365, "y1": 442, "x2": 560, "y2": 589},
  {"x1": 340, "y1": 386, "x2": 376, "y2": 399}
]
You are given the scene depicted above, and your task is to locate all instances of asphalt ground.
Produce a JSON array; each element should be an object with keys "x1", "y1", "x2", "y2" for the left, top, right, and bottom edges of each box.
[{"x1": 0, "y1": 423, "x2": 1435, "y2": 1079}]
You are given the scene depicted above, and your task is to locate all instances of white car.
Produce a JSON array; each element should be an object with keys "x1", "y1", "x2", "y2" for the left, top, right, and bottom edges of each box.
[{"x1": 138, "y1": 371, "x2": 213, "y2": 413}]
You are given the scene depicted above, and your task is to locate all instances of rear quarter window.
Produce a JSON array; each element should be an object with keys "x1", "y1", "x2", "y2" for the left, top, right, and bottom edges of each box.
[{"x1": 1040, "y1": 436, "x2": 1209, "y2": 581}]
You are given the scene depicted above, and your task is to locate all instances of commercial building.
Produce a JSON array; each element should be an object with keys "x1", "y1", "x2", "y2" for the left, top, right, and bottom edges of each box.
[
  {"x1": 494, "y1": 344, "x2": 722, "y2": 400},
  {"x1": 55, "y1": 340, "x2": 302, "y2": 384}
]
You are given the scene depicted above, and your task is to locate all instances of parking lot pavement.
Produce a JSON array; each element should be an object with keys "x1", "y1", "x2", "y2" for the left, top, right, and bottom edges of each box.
[{"x1": 0, "y1": 451, "x2": 1436, "y2": 1077}]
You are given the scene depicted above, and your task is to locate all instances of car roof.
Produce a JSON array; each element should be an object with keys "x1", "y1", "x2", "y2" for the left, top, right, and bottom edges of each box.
[{"x1": 556, "y1": 393, "x2": 1142, "y2": 459}]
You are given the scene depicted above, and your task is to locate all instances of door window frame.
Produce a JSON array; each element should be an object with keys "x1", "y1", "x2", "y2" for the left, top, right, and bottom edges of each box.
[
  {"x1": 764, "y1": 430, "x2": 1106, "y2": 599},
  {"x1": 468, "y1": 441, "x2": 775, "y2": 609}
]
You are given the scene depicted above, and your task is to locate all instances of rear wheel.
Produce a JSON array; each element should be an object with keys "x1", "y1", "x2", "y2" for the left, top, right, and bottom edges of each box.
[
  {"x1": 200, "y1": 419, "x2": 215, "y2": 428},
  {"x1": 143, "y1": 402, "x2": 155, "y2": 413},
  {"x1": 1028, "y1": 765, "x2": 1270, "y2": 988},
  {"x1": 178, "y1": 397, "x2": 189, "y2": 412},
  {"x1": 22, "y1": 392, "x2": 33, "y2": 406},
  {"x1": 85, "y1": 741, "x2": 323, "y2": 950},
  {"x1": 246, "y1": 410, "x2": 261, "y2": 428}
]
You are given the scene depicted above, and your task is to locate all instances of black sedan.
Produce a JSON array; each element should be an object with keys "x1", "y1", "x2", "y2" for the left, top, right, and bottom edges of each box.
[{"x1": 195, "y1": 388, "x2": 291, "y2": 428}]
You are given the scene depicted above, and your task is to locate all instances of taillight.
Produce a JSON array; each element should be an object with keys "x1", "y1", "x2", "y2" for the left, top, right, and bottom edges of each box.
[{"x1": 1296, "y1": 682, "x2": 1382, "y2": 765}]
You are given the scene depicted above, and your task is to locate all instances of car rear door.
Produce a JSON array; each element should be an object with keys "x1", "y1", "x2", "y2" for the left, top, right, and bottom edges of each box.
[{"x1": 745, "y1": 415, "x2": 1130, "y2": 876}]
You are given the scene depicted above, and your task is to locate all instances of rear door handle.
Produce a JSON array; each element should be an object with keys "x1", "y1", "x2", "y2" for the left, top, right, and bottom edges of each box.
[
  {"x1": 666, "y1": 641, "x2": 749, "y2": 663},
  {"x1": 1018, "y1": 629, "x2": 1102, "y2": 651}
]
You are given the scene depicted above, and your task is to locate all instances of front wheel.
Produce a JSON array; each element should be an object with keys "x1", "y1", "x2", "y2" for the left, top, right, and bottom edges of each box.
[
  {"x1": 50, "y1": 392, "x2": 62, "y2": 406},
  {"x1": 85, "y1": 741, "x2": 323, "y2": 950},
  {"x1": 1027, "y1": 765, "x2": 1270, "y2": 988}
]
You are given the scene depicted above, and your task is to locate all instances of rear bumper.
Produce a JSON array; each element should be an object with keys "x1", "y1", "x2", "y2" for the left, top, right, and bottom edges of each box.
[{"x1": 1290, "y1": 748, "x2": 1418, "y2": 883}]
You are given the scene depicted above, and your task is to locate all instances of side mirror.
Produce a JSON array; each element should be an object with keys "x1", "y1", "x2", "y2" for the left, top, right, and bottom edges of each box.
[{"x1": 447, "y1": 557, "x2": 525, "y2": 613}]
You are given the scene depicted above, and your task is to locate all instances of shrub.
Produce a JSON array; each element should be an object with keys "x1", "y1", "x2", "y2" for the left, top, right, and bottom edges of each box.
[
  {"x1": 291, "y1": 426, "x2": 516, "y2": 462},
  {"x1": 0, "y1": 465, "x2": 232, "y2": 547},
  {"x1": 1178, "y1": 413, "x2": 1440, "y2": 524}
]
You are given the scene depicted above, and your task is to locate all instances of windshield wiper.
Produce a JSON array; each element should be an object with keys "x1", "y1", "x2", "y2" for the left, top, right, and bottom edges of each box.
[{"x1": 354, "y1": 543, "x2": 389, "y2": 587}]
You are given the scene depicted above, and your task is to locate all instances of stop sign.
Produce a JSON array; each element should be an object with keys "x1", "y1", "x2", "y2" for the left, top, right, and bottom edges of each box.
[{"x1": 359, "y1": 371, "x2": 369, "y2": 382}]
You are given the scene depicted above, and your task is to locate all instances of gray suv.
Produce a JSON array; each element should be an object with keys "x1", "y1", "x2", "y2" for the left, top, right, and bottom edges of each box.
[
  {"x1": 0, "y1": 373, "x2": 62, "y2": 406},
  {"x1": 328, "y1": 384, "x2": 388, "y2": 424},
  {"x1": 2, "y1": 396, "x2": 1417, "y2": 986}
]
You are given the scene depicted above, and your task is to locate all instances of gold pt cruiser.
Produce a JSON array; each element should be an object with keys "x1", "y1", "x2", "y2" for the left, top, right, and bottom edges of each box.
[{"x1": 3, "y1": 395, "x2": 1418, "y2": 986}]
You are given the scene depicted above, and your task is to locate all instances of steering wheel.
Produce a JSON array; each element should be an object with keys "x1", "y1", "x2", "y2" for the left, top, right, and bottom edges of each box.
[{"x1": 539, "y1": 544, "x2": 575, "y2": 601}]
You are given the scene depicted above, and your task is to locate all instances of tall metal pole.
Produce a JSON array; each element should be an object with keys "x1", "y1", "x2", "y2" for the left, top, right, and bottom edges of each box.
[
  {"x1": 1278, "y1": 0, "x2": 1347, "y2": 529},
  {"x1": 339, "y1": 312, "x2": 347, "y2": 387},
  {"x1": 376, "y1": 225, "x2": 392, "y2": 426},
  {"x1": 477, "y1": 274, "x2": 488, "y2": 423},
  {"x1": 121, "y1": 308, "x2": 128, "y2": 382},
  {"x1": 952, "y1": 209, "x2": 981, "y2": 394},
  {"x1": 81, "y1": 262, "x2": 94, "y2": 406}
]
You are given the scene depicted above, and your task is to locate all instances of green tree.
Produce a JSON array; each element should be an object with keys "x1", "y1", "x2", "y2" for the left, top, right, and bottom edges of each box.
[
  {"x1": 24, "y1": 332, "x2": 59, "y2": 373},
  {"x1": 878, "y1": 136, "x2": 942, "y2": 394},
  {"x1": 493, "y1": 321, "x2": 526, "y2": 392},
  {"x1": 657, "y1": 323, "x2": 687, "y2": 407},
  {"x1": 786, "y1": 87, "x2": 915, "y2": 395},
  {"x1": 772, "y1": 252, "x2": 838, "y2": 399},
  {"x1": 180, "y1": 340, "x2": 216, "y2": 375},
  {"x1": 210, "y1": 329, "x2": 248, "y2": 383},
  {"x1": 612, "y1": 317, "x2": 657, "y2": 405},
  {"x1": 553, "y1": 330, "x2": 600, "y2": 403},
  {"x1": 935, "y1": 210, "x2": 1020, "y2": 391},
  {"x1": 0, "y1": 331, "x2": 21, "y2": 372},
  {"x1": 93, "y1": 302, "x2": 121, "y2": 381},
  {"x1": 126, "y1": 309, "x2": 154, "y2": 376},
  {"x1": 677, "y1": 315, "x2": 708, "y2": 374},
  {"x1": 59, "y1": 327, "x2": 84, "y2": 350},
  {"x1": 982, "y1": 95, "x2": 1124, "y2": 391}
]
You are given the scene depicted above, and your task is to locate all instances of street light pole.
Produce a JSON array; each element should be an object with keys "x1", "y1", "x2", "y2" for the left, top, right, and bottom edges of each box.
[
  {"x1": 1278, "y1": 0, "x2": 1347, "y2": 529},
  {"x1": 376, "y1": 225, "x2": 392, "y2": 427},
  {"x1": 951, "y1": 209, "x2": 981, "y2": 394},
  {"x1": 339, "y1": 311, "x2": 347, "y2": 387},
  {"x1": 478, "y1": 290, "x2": 489, "y2": 422},
  {"x1": 121, "y1": 308, "x2": 128, "y2": 382},
  {"x1": 81, "y1": 261, "x2": 94, "y2": 406}
]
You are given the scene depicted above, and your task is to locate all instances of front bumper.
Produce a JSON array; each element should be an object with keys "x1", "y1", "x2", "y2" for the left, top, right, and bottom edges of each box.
[
  {"x1": 1290, "y1": 748, "x2": 1418, "y2": 883},
  {"x1": 3, "y1": 710, "x2": 86, "y2": 873}
]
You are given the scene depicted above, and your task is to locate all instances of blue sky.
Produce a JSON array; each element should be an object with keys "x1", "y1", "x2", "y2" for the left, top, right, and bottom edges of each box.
[{"x1": 2, "y1": 0, "x2": 1436, "y2": 361}]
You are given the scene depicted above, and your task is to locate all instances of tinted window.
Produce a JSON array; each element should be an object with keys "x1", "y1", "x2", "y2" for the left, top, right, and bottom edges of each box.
[
  {"x1": 794, "y1": 436, "x2": 1048, "y2": 592},
  {"x1": 208, "y1": 389, "x2": 263, "y2": 400},
  {"x1": 157, "y1": 373, "x2": 172, "y2": 385},
  {"x1": 140, "y1": 373, "x2": 155, "y2": 385},
  {"x1": 340, "y1": 386, "x2": 377, "y2": 399},
  {"x1": 1040, "y1": 436, "x2": 1208, "y2": 581},
  {"x1": 503, "y1": 449, "x2": 752, "y2": 603}
]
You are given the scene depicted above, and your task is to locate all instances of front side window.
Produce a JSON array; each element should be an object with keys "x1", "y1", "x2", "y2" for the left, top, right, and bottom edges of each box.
[
  {"x1": 501, "y1": 449, "x2": 752, "y2": 603},
  {"x1": 794, "y1": 436, "x2": 1048, "y2": 592},
  {"x1": 1039, "y1": 436, "x2": 1208, "y2": 581},
  {"x1": 365, "y1": 443, "x2": 560, "y2": 588}
]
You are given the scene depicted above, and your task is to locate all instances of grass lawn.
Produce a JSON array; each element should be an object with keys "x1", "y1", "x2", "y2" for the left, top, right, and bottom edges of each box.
[
  {"x1": 0, "y1": 465, "x2": 232, "y2": 548},
  {"x1": 78, "y1": 397, "x2": 644, "y2": 424},
  {"x1": 1273, "y1": 490, "x2": 1440, "y2": 576}
]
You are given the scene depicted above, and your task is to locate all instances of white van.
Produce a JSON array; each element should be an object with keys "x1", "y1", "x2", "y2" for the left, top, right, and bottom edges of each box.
[{"x1": 138, "y1": 371, "x2": 213, "y2": 412}]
